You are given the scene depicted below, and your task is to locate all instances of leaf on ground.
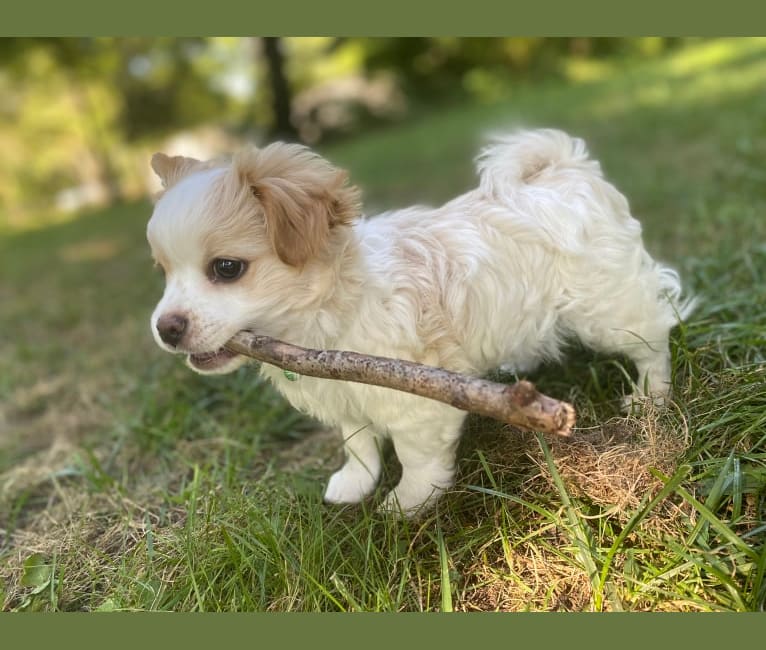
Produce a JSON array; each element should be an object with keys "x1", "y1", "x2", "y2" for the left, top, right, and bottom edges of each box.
[
  {"x1": 95, "y1": 598, "x2": 120, "y2": 612},
  {"x1": 20, "y1": 553, "x2": 52, "y2": 594}
]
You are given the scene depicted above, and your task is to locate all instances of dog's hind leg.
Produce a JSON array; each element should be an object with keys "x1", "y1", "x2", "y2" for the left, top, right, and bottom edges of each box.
[
  {"x1": 622, "y1": 339, "x2": 673, "y2": 409},
  {"x1": 569, "y1": 289, "x2": 677, "y2": 409}
]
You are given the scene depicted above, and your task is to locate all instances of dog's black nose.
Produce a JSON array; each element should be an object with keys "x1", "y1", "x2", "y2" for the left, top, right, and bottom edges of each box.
[{"x1": 156, "y1": 313, "x2": 188, "y2": 347}]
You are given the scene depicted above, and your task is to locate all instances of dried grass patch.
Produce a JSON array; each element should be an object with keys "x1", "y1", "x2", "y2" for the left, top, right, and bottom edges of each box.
[{"x1": 456, "y1": 404, "x2": 693, "y2": 611}]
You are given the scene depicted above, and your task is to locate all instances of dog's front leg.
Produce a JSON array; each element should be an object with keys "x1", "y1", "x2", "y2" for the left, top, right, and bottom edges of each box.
[{"x1": 323, "y1": 424, "x2": 383, "y2": 504}]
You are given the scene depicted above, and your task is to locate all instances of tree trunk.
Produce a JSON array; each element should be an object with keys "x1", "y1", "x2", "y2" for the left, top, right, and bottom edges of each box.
[{"x1": 261, "y1": 37, "x2": 298, "y2": 141}]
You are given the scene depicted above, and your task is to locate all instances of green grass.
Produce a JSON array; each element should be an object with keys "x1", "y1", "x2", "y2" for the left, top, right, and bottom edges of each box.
[{"x1": 1, "y1": 37, "x2": 765, "y2": 611}]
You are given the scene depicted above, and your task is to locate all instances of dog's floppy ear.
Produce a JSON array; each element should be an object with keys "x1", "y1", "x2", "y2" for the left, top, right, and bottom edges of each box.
[
  {"x1": 151, "y1": 153, "x2": 207, "y2": 190},
  {"x1": 236, "y1": 143, "x2": 361, "y2": 268}
]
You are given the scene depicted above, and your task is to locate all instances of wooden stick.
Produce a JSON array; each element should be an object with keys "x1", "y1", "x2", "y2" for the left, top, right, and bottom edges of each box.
[{"x1": 225, "y1": 332, "x2": 575, "y2": 437}]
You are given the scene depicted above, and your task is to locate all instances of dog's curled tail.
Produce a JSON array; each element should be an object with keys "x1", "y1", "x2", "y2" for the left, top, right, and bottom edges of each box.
[{"x1": 476, "y1": 128, "x2": 597, "y2": 194}]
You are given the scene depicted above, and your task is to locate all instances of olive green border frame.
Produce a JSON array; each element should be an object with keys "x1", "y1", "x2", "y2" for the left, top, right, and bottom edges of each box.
[
  {"x1": 2, "y1": 0, "x2": 764, "y2": 643},
  {"x1": 2, "y1": 0, "x2": 766, "y2": 35},
  {"x1": 1, "y1": 612, "x2": 764, "y2": 644}
]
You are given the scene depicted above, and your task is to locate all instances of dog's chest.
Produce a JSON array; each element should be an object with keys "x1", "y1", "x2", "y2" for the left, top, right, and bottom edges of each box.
[{"x1": 260, "y1": 364, "x2": 368, "y2": 426}]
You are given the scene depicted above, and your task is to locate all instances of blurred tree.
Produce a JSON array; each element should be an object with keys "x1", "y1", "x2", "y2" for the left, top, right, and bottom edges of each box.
[
  {"x1": 0, "y1": 38, "x2": 125, "y2": 206},
  {"x1": 0, "y1": 37, "x2": 235, "y2": 220},
  {"x1": 355, "y1": 37, "x2": 675, "y2": 101},
  {"x1": 115, "y1": 38, "x2": 231, "y2": 141},
  {"x1": 260, "y1": 37, "x2": 299, "y2": 141}
]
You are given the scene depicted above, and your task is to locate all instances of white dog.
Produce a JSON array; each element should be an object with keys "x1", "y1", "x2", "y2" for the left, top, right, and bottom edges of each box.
[{"x1": 147, "y1": 128, "x2": 691, "y2": 516}]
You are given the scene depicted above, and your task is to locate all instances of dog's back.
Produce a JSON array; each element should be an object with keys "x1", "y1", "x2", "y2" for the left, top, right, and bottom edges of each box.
[
  {"x1": 356, "y1": 129, "x2": 693, "y2": 384},
  {"x1": 470, "y1": 129, "x2": 693, "y2": 394}
]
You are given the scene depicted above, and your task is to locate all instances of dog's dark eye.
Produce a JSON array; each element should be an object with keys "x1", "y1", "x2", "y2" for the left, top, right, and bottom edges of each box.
[{"x1": 211, "y1": 258, "x2": 247, "y2": 282}]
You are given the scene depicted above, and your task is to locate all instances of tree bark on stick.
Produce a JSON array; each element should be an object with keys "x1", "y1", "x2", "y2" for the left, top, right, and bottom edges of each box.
[{"x1": 225, "y1": 332, "x2": 575, "y2": 437}]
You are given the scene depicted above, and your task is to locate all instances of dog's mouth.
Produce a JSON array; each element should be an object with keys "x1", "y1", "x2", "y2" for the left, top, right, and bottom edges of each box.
[{"x1": 187, "y1": 347, "x2": 240, "y2": 371}]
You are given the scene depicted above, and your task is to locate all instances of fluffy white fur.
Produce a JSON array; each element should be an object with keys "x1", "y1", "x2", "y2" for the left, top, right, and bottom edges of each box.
[{"x1": 147, "y1": 129, "x2": 693, "y2": 516}]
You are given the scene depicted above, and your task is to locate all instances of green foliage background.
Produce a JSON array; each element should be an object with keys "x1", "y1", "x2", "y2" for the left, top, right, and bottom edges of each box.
[{"x1": 0, "y1": 37, "x2": 680, "y2": 228}]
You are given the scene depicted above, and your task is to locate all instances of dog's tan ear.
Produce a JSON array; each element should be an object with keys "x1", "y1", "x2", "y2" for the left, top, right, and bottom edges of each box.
[
  {"x1": 236, "y1": 144, "x2": 361, "y2": 267},
  {"x1": 151, "y1": 153, "x2": 207, "y2": 190}
]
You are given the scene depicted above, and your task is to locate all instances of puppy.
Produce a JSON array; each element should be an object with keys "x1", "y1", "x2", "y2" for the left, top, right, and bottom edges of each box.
[{"x1": 147, "y1": 129, "x2": 692, "y2": 516}]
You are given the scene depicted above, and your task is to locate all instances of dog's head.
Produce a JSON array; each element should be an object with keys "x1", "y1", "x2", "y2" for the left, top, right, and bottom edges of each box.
[{"x1": 146, "y1": 143, "x2": 361, "y2": 374}]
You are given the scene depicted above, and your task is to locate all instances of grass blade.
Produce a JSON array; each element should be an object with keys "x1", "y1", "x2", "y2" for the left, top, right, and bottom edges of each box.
[
  {"x1": 596, "y1": 464, "x2": 691, "y2": 607},
  {"x1": 536, "y1": 433, "x2": 622, "y2": 611},
  {"x1": 437, "y1": 525, "x2": 453, "y2": 612}
]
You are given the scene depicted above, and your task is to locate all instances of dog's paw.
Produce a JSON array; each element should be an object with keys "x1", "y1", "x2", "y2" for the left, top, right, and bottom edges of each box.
[
  {"x1": 323, "y1": 464, "x2": 378, "y2": 504},
  {"x1": 377, "y1": 486, "x2": 441, "y2": 519},
  {"x1": 378, "y1": 492, "x2": 420, "y2": 519},
  {"x1": 620, "y1": 391, "x2": 667, "y2": 415}
]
